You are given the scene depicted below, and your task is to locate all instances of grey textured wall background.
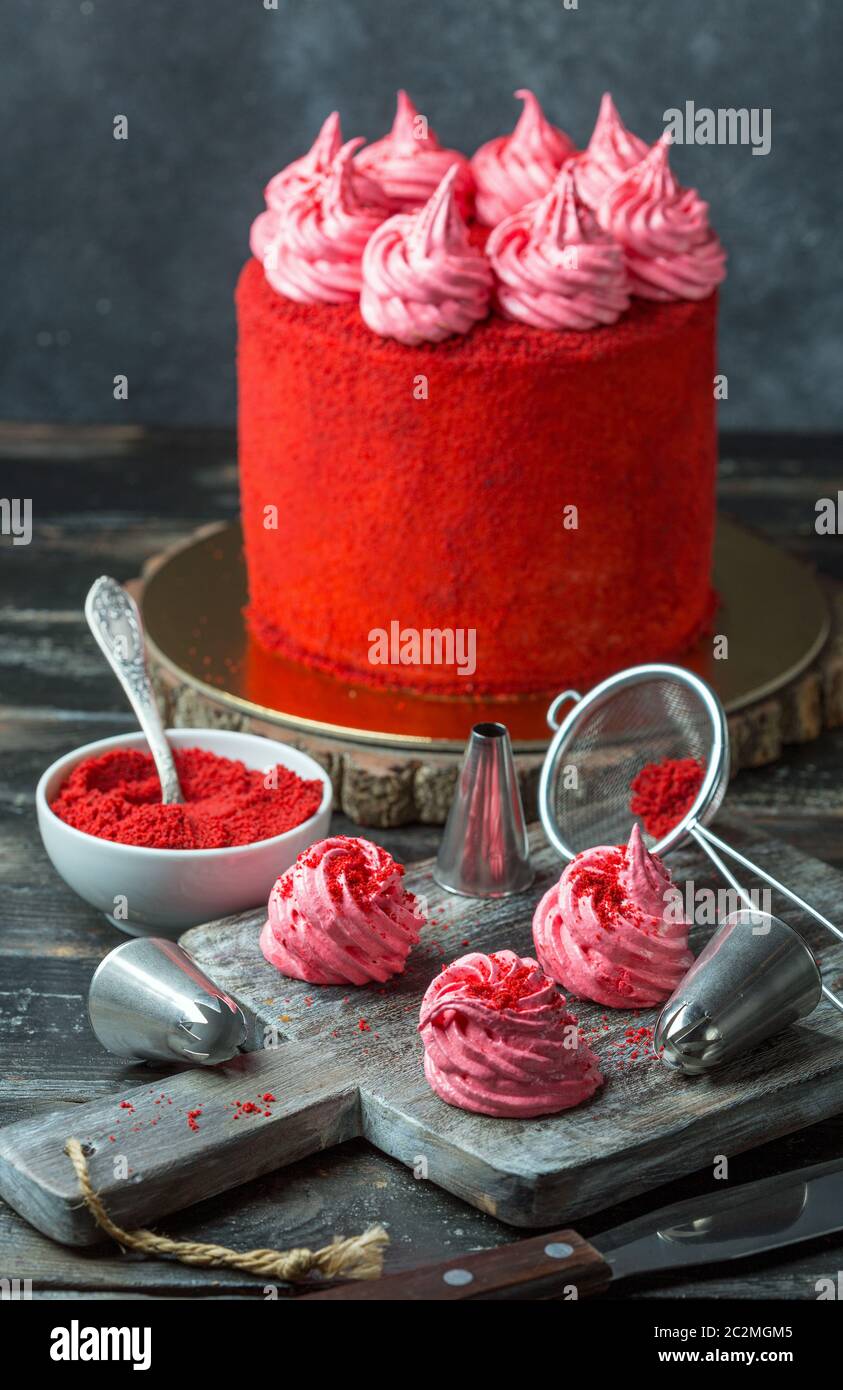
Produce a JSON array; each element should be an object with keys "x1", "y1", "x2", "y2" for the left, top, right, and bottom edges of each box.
[{"x1": 2, "y1": 0, "x2": 841, "y2": 429}]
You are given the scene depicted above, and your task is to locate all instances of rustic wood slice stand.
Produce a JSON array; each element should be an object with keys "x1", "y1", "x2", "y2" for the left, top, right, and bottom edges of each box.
[{"x1": 139, "y1": 520, "x2": 843, "y2": 828}]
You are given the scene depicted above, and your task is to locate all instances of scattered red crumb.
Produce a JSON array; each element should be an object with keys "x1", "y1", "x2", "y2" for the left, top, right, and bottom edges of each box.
[
  {"x1": 233, "y1": 1100, "x2": 264, "y2": 1119},
  {"x1": 187, "y1": 1108, "x2": 202, "y2": 1132},
  {"x1": 49, "y1": 746, "x2": 323, "y2": 850},
  {"x1": 119, "y1": 1100, "x2": 134, "y2": 1112},
  {"x1": 578, "y1": 1019, "x2": 660, "y2": 1073},
  {"x1": 459, "y1": 953, "x2": 557, "y2": 1013},
  {"x1": 358, "y1": 1019, "x2": 371, "y2": 1032},
  {"x1": 261, "y1": 1092, "x2": 276, "y2": 1103},
  {"x1": 629, "y1": 757, "x2": 705, "y2": 839},
  {"x1": 568, "y1": 847, "x2": 631, "y2": 931}
]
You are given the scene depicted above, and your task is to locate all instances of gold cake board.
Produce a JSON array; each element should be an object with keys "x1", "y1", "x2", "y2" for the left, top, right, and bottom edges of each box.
[{"x1": 139, "y1": 518, "x2": 841, "y2": 827}]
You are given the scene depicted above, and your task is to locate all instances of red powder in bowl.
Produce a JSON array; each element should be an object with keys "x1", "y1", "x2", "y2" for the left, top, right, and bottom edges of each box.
[{"x1": 50, "y1": 747, "x2": 324, "y2": 850}]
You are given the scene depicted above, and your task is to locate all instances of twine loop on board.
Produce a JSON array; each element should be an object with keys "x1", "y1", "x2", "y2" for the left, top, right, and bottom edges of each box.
[{"x1": 64, "y1": 1137, "x2": 387, "y2": 1284}]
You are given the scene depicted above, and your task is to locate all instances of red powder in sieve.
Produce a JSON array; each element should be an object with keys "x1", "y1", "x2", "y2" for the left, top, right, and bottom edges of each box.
[{"x1": 629, "y1": 757, "x2": 706, "y2": 839}]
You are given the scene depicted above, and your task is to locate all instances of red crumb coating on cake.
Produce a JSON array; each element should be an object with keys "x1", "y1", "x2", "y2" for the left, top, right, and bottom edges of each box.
[{"x1": 237, "y1": 257, "x2": 718, "y2": 695}]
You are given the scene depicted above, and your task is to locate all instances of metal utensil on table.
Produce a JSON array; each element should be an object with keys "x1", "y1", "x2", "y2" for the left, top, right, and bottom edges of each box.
[
  {"x1": 434, "y1": 721, "x2": 533, "y2": 898},
  {"x1": 536, "y1": 663, "x2": 843, "y2": 1066},
  {"x1": 305, "y1": 1154, "x2": 843, "y2": 1299},
  {"x1": 88, "y1": 937, "x2": 248, "y2": 1065},
  {"x1": 655, "y1": 908, "x2": 824, "y2": 1073},
  {"x1": 85, "y1": 574, "x2": 183, "y2": 804}
]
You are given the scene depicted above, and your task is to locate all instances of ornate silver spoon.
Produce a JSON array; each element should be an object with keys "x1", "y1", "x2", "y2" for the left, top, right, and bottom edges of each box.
[{"x1": 84, "y1": 575, "x2": 183, "y2": 804}]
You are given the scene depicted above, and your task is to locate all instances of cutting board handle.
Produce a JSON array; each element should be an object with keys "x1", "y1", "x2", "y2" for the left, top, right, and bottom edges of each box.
[
  {"x1": 0, "y1": 1045, "x2": 361, "y2": 1246},
  {"x1": 305, "y1": 1228, "x2": 611, "y2": 1300}
]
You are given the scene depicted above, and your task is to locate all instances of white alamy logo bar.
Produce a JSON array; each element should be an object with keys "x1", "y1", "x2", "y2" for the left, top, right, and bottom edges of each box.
[
  {"x1": 0, "y1": 1276, "x2": 31, "y2": 1299},
  {"x1": 663, "y1": 102, "x2": 772, "y2": 155},
  {"x1": 664, "y1": 882, "x2": 773, "y2": 928},
  {"x1": 0, "y1": 497, "x2": 32, "y2": 545},
  {"x1": 50, "y1": 1321, "x2": 151, "y2": 1371},
  {"x1": 368, "y1": 622, "x2": 477, "y2": 678}
]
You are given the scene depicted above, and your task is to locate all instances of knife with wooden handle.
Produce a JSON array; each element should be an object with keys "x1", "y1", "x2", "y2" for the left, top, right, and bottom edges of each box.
[{"x1": 305, "y1": 1157, "x2": 843, "y2": 1299}]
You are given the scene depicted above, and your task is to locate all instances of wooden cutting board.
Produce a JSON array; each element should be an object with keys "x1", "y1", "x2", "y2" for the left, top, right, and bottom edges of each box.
[{"x1": 1, "y1": 819, "x2": 842, "y2": 1245}]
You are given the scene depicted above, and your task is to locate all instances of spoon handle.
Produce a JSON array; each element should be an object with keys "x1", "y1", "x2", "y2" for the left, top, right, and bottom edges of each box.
[{"x1": 85, "y1": 576, "x2": 183, "y2": 804}]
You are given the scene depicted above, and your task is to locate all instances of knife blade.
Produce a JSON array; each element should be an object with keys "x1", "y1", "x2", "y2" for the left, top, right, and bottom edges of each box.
[
  {"x1": 593, "y1": 1156, "x2": 838, "y2": 1280},
  {"x1": 304, "y1": 1157, "x2": 843, "y2": 1300}
]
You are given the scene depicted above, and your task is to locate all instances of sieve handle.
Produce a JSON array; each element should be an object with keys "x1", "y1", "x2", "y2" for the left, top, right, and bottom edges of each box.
[
  {"x1": 692, "y1": 822, "x2": 843, "y2": 1017},
  {"x1": 694, "y1": 824, "x2": 843, "y2": 946},
  {"x1": 546, "y1": 689, "x2": 581, "y2": 732},
  {"x1": 821, "y1": 984, "x2": 843, "y2": 1014},
  {"x1": 688, "y1": 823, "x2": 756, "y2": 912}
]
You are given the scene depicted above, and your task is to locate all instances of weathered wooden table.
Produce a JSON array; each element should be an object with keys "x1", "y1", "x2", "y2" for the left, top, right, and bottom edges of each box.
[{"x1": 1, "y1": 424, "x2": 841, "y2": 1299}]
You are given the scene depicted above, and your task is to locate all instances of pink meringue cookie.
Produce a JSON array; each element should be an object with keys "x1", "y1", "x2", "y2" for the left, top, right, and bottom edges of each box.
[
  {"x1": 419, "y1": 950, "x2": 603, "y2": 1118},
  {"x1": 572, "y1": 92, "x2": 649, "y2": 211},
  {"x1": 355, "y1": 89, "x2": 474, "y2": 216},
  {"x1": 488, "y1": 166, "x2": 630, "y2": 330},
  {"x1": 260, "y1": 835, "x2": 423, "y2": 986},
  {"x1": 360, "y1": 164, "x2": 493, "y2": 345},
  {"x1": 533, "y1": 825, "x2": 693, "y2": 1009},
  {"x1": 471, "y1": 89, "x2": 577, "y2": 228},
  {"x1": 261, "y1": 139, "x2": 389, "y2": 305},
  {"x1": 250, "y1": 113, "x2": 344, "y2": 263},
  {"x1": 597, "y1": 133, "x2": 727, "y2": 301}
]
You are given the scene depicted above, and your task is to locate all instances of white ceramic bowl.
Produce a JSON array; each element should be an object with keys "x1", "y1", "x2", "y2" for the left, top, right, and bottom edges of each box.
[{"x1": 36, "y1": 728, "x2": 332, "y2": 937}]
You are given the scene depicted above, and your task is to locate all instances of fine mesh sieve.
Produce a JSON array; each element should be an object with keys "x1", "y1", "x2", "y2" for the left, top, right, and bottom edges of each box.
[
  {"x1": 538, "y1": 663, "x2": 843, "y2": 1017},
  {"x1": 539, "y1": 666, "x2": 728, "y2": 861}
]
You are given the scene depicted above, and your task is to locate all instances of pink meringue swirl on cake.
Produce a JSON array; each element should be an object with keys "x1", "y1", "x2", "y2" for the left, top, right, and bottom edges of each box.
[
  {"x1": 260, "y1": 835, "x2": 423, "y2": 986},
  {"x1": 250, "y1": 112, "x2": 344, "y2": 263},
  {"x1": 360, "y1": 164, "x2": 493, "y2": 345},
  {"x1": 572, "y1": 92, "x2": 649, "y2": 211},
  {"x1": 471, "y1": 89, "x2": 577, "y2": 228},
  {"x1": 487, "y1": 166, "x2": 630, "y2": 330},
  {"x1": 260, "y1": 139, "x2": 389, "y2": 305},
  {"x1": 533, "y1": 825, "x2": 693, "y2": 1009},
  {"x1": 597, "y1": 133, "x2": 727, "y2": 301},
  {"x1": 250, "y1": 208, "x2": 281, "y2": 266},
  {"x1": 419, "y1": 950, "x2": 603, "y2": 1118},
  {"x1": 355, "y1": 89, "x2": 474, "y2": 216},
  {"x1": 265, "y1": 111, "x2": 343, "y2": 209}
]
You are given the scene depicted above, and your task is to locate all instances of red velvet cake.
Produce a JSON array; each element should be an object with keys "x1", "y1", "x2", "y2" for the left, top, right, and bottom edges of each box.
[{"x1": 238, "y1": 91, "x2": 725, "y2": 696}]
